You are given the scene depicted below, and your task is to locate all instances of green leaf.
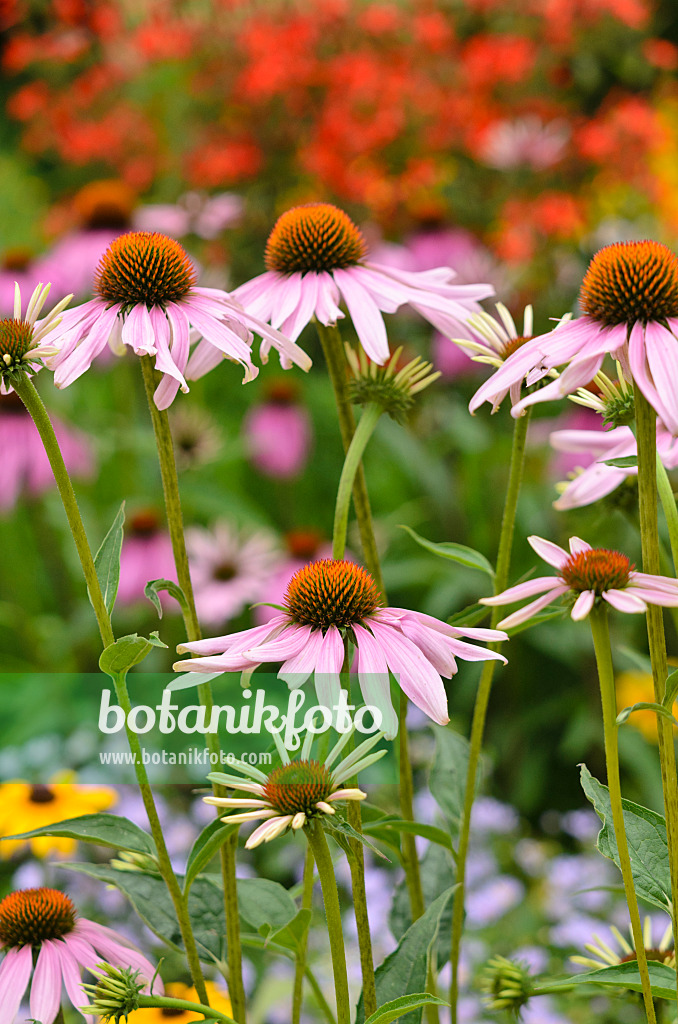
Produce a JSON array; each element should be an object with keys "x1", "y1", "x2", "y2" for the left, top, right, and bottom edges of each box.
[
  {"x1": 357, "y1": 888, "x2": 454, "y2": 1024},
  {"x1": 99, "y1": 632, "x2": 168, "y2": 678},
  {"x1": 266, "y1": 908, "x2": 312, "y2": 954},
  {"x1": 363, "y1": 818, "x2": 453, "y2": 854},
  {"x1": 616, "y1": 702, "x2": 677, "y2": 727},
  {"x1": 237, "y1": 878, "x2": 297, "y2": 938},
  {"x1": 91, "y1": 501, "x2": 125, "y2": 615},
  {"x1": 399, "y1": 526, "x2": 495, "y2": 578},
  {"x1": 144, "y1": 578, "x2": 190, "y2": 620},
  {"x1": 323, "y1": 816, "x2": 389, "y2": 860},
  {"x1": 546, "y1": 960, "x2": 677, "y2": 1000},
  {"x1": 389, "y1": 844, "x2": 456, "y2": 964},
  {"x1": 364, "y1": 995, "x2": 449, "y2": 1024},
  {"x1": 602, "y1": 456, "x2": 638, "y2": 469},
  {"x1": 446, "y1": 602, "x2": 489, "y2": 628},
  {"x1": 429, "y1": 725, "x2": 475, "y2": 837},
  {"x1": 2, "y1": 813, "x2": 156, "y2": 857},
  {"x1": 663, "y1": 668, "x2": 678, "y2": 710},
  {"x1": 580, "y1": 765, "x2": 672, "y2": 912},
  {"x1": 63, "y1": 863, "x2": 226, "y2": 961},
  {"x1": 184, "y1": 819, "x2": 239, "y2": 894}
]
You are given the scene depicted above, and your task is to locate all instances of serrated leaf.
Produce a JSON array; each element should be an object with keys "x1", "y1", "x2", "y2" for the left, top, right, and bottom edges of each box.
[
  {"x1": 545, "y1": 960, "x2": 677, "y2": 1000},
  {"x1": 663, "y1": 668, "x2": 678, "y2": 710},
  {"x1": 365, "y1": 995, "x2": 448, "y2": 1024},
  {"x1": 616, "y1": 702, "x2": 677, "y2": 727},
  {"x1": 400, "y1": 526, "x2": 494, "y2": 578},
  {"x1": 91, "y1": 501, "x2": 125, "y2": 615},
  {"x1": 144, "y1": 578, "x2": 190, "y2": 620},
  {"x1": 184, "y1": 819, "x2": 238, "y2": 894},
  {"x1": 357, "y1": 888, "x2": 454, "y2": 1024},
  {"x1": 99, "y1": 633, "x2": 167, "y2": 678},
  {"x1": 2, "y1": 813, "x2": 156, "y2": 856},
  {"x1": 602, "y1": 456, "x2": 638, "y2": 469},
  {"x1": 580, "y1": 764, "x2": 672, "y2": 912},
  {"x1": 323, "y1": 816, "x2": 389, "y2": 860}
]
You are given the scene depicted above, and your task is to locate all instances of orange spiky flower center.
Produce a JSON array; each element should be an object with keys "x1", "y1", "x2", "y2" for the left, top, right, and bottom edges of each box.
[
  {"x1": 503, "y1": 334, "x2": 532, "y2": 359},
  {"x1": 580, "y1": 240, "x2": 678, "y2": 326},
  {"x1": 95, "y1": 231, "x2": 196, "y2": 311},
  {"x1": 0, "y1": 319, "x2": 34, "y2": 366},
  {"x1": 560, "y1": 548, "x2": 633, "y2": 594},
  {"x1": 265, "y1": 203, "x2": 368, "y2": 274},
  {"x1": 0, "y1": 888, "x2": 76, "y2": 947},
  {"x1": 284, "y1": 558, "x2": 382, "y2": 628},
  {"x1": 262, "y1": 760, "x2": 335, "y2": 816}
]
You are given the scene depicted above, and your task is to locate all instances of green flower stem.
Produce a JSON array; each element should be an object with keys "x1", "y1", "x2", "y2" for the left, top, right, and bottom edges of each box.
[
  {"x1": 292, "y1": 847, "x2": 315, "y2": 1024},
  {"x1": 305, "y1": 819, "x2": 351, "y2": 1024},
  {"x1": 315, "y1": 322, "x2": 383, "y2": 593},
  {"x1": 12, "y1": 374, "x2": 114, "y2": 649},
  {"x1": 589, "y1": 606, "x2": 657, "y2": 1024},
  {"x1": 635, "y1": 389, "x2": 678, "y2": 1010},
  {"x1": 303, "y1": 965, "x2": 337, "y2": 1024},
  {"x1": 136, "y1": 995, "x2": 236, "y2": 1021},
  {"x1": 332, "y1": 401, "x2": 382, "y2": 559},
  {"x1": 398, "y1": 689, "x2": 426, "y2": 918},
  {"x1": 111, "y1": 670, "x2": 210, "y2": 1007},
  {"x1": 140, "y1": 356, "x2": 247, "y2": 1023},
  {"x1": 656, "y1": 455, "x2": 678, "y2": 573},
  {"x1": 449, "y1": 408, "x2": 530, "y2": 1022}
]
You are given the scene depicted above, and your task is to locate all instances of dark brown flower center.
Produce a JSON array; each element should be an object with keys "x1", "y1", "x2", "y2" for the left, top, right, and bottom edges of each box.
[
  {"x1": 95, "y1": 231, "x2": 196, "y2": 310},
  {"x1": 285, "y1": 558, "x2": 381, "y2": 628},
  {"x1": 75, "y1": 179, "x2": 135, "y2": 229},
  {"x1": 129, "y1": 509, "x2": 162, "y2": 537},
  {"x1": 213, "y1": 562, "x2": 237, "y2": 582},
  {"x1": 262, "y1": 760, "x2": 334, "y2": 816},
  {"x1": 560, "y1": 548, "x2": 633, "y2": 594},
  {"x1": 0, "y1": 888, "x2": 76, "y2": 947},
  {"x1": 580, "y1": 240, "x2": 678, "y2": 326},
  {"x1": 265, "y1": 203, "x2": 367, "y2": 274},
  {"x1": 29, "y1": 784, "x2": 56, "y2": 804}
]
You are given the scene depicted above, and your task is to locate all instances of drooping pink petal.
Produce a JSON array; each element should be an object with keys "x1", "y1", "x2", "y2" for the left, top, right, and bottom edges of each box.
[
  {"x1": 268, "y1": 272, "x2": 303, "y2": 330},
  {"x1": 314, "y1": 272, "x2": 344, "y2": 325},
  {"x1": 30, "y1": 940, "x2": 62, "y2": 1024},
  {"x1": 54, "y1": 940, "x2": 94, "y2": 1024},
  {"x1": 53, "y1": 303, "x2": 121, "y2": 388},
  {"x1": 278, "y1": 627, "x2": 324, "y2": 688},
  {"x1": 280, "y1": 273, "x2": 319, "y2": 342},
  {"x1": 479, "y1": 576, "x2": 565, "y2": 605},
  {"x1": 628, "y1": 321, "x2": 678, "y2": 434},
  {"x1": 313, "y1": 625, "x2": 344, "y2": 711},
  {"x1": 512, "y1": 355, "x2": 605, "y2": 416},
  {"x1": 631, "y1": 572, "x2": 678, "y2": 592},
  {"x1": 0, "y1": 945, "x2": 33, "y2": 1024},
  {"x1": 178, "y1": 618, "x2": 286, "y2": 657},
  {"x1": 603, "y1": 589, "x2": 648, "y2": 613},
  {"x1": 231, "y1": 272, "x2": 278, "y2": 321},
  {"x1": 368, "y1": 619, "x2": 450, "y2": 725},
  {"x1": 624, "y1": 586, "x2": 678, "y2": 606},
  {"x1": 528, "y1": 535, "x2": 571, "y2": 568},
  {"x1": 121, "y1": 303, "x2": 156, "y2": 356},
  {"x1": 570, "y1": 590, "x2": 595, "y2": 620},
  {"x1": 243, "y1": 624, "x2": 313, "y2": 662},
  {"x1": 495, "y1": 587, "x2": 568, "y2": 630},
  {"x1": 246, "y1": 815, "x2": 291, "y2": 848},
  {"x1": 77, "y1": 920, "x2": 157, "y2": 988},
  {"x1": 643, "y1": 321, "x2": 678, "y2": 436},
  {"x1": 154, "y1": 303, "x2": 191, "y2": 408},
  {"x1": 352, "y1": 623, "x2": 398, "y2": 739},
  {"x1": 333, "y1": 268, "x2": 390, "y2": 364}
]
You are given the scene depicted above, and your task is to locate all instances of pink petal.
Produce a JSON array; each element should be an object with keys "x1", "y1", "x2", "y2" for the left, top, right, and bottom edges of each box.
[
  {"x1": 0, "y1": 945, "x2": 33, "y2": 1024},
  {"x1": 496, "y1": 587, "x2": 567, "y2": 630},
  {"x1": 631, "y1": 572, "x2": 678, "y2": 593},
  {"x1": 570, "y1": 590, "x2": 595, "y2": 620},
  {"x1": 528, "y1": 535, "x2": 571, "y2": 568},
  {"x1": 53, "y1": 304, "x2": 121, "y2": 388},
  {"x1": 314, "y1": 272, "x2": 344, "y2": 325},
  {"x1": 368, "y1": 619, "x2": 450, "y2": 725},
  {"x1": 628, "y1": 321, "x2": 678, "y2": 434},
  {"x1": 280, "y1": 273, "x2": 319, "y2": 341},
  {"x1": 568, "y1": 536, "x2": 592, "y2": 556},
  {"x1": 512, "y1": 355, "x2": 605, "y2": 416},
  {"x1": 352, "y1": 623, "x2": 398, "y2": 739},
  {"x1": 625, "y1": 586, "x2": 678, "y2": 607},
  {"x1": 243, "y1": 624, "x2": 313, "y2": 662},
  {"x1": 77, "y1": 920, "x2": 157, "y2": 989},
  {"x1": 154, "y1": 303, "x2": 191, "y2": 408},
  {"x1": 30, "y1": 940, "x2": 62, "y2": 1024},
  {"x1": 121, "y1": 303, "x2": 155, "y2": 356},
  {"x1": 479, "y1": 575, "x2": 564, "y2": 605},
  {"x1": 55, "y1": 941, "x2": 94, "y2": 1024},
  {"x1": 179, "y1": 618, "x2": 286, "y2": 656},
  {"x1": 333, "y1": 268, "x2": 390, "y2": 363},
  {"x1": 313, "y1": 625, "x2": 344, "y2": 710},
  {"x1": 603, "y1": 589, "x2": 648, "y2": 613},
  {"x1": 269, "y1": 272, "x2": 303, "y2": 330},
  {"x1": 643, "y1": 321, "x2": 678, "y2": 436},
  {"x1": 278, "y1": 627, "x2": 324, "y2": 688}
]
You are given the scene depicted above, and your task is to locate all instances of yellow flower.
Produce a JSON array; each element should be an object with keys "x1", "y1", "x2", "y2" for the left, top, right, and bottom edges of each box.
[
  {"x1": 0, "y1": 781, "x2": 116, "y2": 858},
  {"x1": 129, "y1": 981, "x2": 232, "y2": 1022},
  {"x1": 615, "y1": 670, "x2": 678, "y2": 744}
]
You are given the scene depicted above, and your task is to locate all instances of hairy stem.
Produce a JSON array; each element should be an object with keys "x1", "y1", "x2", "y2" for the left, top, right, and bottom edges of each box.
[
  {"x1": 589, "y1": 607, "x2": 657, "y2": 1024},
  {"x1": 305, "y1": 820, "x2": 351, "y2": 1024},
  {"x1": 449, "y1": 409, "x2": 530, "y2": 1021},
  {"x1": 292, "y1": 847, "x2": 315, "y2": 1024}
]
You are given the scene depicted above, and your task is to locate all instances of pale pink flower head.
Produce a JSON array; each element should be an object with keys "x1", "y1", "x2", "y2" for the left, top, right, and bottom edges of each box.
[
  {"x1": 174, "y1": 558, "x2": 508, "y2": 738},
  {"x1": 0, "y1": 886, "x2": 160, "y2": 1024},
  {"x1": 477, "y1": 115, "x2": 569, "y2": 171},
  {"x1": 134, "y1": 191, "x2": 243, "y2": 240},
  {"x1": 187, "y1": 521, "x2": 280, "y2": 628},
  {"x1": 49, "y1": 231, "x2": 310, "y2": 409},
  {"x1": 231, "y1": 203, "x2": 493, "y2": 366},
  {"x1": 0, "y1": 282, "x2": 73, "y2": 395},
  {"x1": 481, "y1": 535, "x2": 678, "y2": 629},
  {"x1": 254, "y1": 528, "x2": 337, "y2": 626},
  {"x1": 0, "y1": 391, "x2": 93, "y2": 512},
  {"x1": 243, "y1": 379, "x2": 312, "y2": 478},
  {"x1": 117, "y1": 509, "x2": 176, "y2": 606},
  {"x1": 0, "y1": 249, "x2": 70, "y2": 316},
  {"x1": 470, "y1": 241, "x2": 678, "y2": 431}
]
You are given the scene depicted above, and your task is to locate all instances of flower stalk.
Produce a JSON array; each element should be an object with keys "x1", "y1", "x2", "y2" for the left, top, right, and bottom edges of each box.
[
  {"x1": 332, "y1": 401, "x2": 382, "y2": 559},
  {"x1": 635, "y1": 388, "x2": 678, "y2": 1010},
  {"x1": 140, "y1": 354, "x2": 246, "y2": 1022},
  {"x1": 305, "y1": 819, "x2": 351, "y2": 1024},
  {"x1": 449, "y1": 408, "x2": 530, "y2": 1022},
  {"x1": 292, "y1": 848, "x2": 315, "y2": 1024},
  {"x1": 588, "y1": 604, "x2": 657, "y2": 1024}
]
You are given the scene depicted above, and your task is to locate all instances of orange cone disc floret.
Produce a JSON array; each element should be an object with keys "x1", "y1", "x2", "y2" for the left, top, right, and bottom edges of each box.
[
  {"x1": 0, "y1": 888, "x2": 76, "y2": 947},
  {"x1": 0, "y1": 319, "x2": 34, "y2": 367},
  {"x1": 284, "y1": 558, "x2": 382, "y2": 628},
  {"x1": 502, "y1": 334, "x2": 533, "y2": 359},
  {"x1": 262, "y1": 760, "x2": 335, "y2": 816},
  {"x1": 560, "y1": 548, "x2": 633, "y2": 594},
  {"x1": 580, "y1": 241, "x2": 678, "y2": 327},
  {"x1": 264, "y1": 203, "x2": 368, "y2": 274},
  {"x1": 95, "y1": 231, "x2": 196, "y2": 310}
]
